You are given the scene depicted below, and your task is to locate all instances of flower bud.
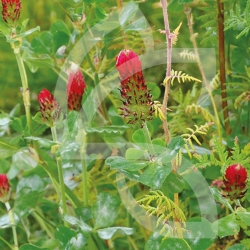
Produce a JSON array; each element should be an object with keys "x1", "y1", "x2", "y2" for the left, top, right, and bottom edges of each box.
[
  {"x1": 116, "y1": 50, "x2": 154, "y2": 127},
  {"x1": 0, "y1": 174, "x2": 10, "y2": 203},
  {"x1": 38, "y1": 89, "x2": 61, "y2": 127},
  {"x1": 222, "y1": 164, "x2": 248, "y2": 200},
  {"x1": 67, "y1": 69, "x2": 86, "y2": 111},
  {"x1": 1, "y1": 0, "x2": 21, "y2": 27}
]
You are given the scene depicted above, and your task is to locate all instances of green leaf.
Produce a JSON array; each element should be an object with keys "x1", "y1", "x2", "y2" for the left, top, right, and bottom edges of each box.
[
  {"x1": 11, "y1": 118, "x2": 24, "y2": 133},
  {"x1": 20, "y1": 244, "x2": 49, "y2": 250},
  {"x1": 168, "y1": 0, "x2": 184, "y2": 13},
  {"x1": 159, "y1": 238, "x2": 191, "y2": 250},
  {"x1": 212, "y1": 214, "x2": 240, "y2": 238},
  {"x1": 92, "y1": 192, "x2": 120, "y2": 229},
  {"x1": 55, "y1": 226, "x2": 77, "y2": 249},
  {"x1": 139, "y1": 163, "x2": 172, "y2": 189},
  {"x1": 167, "y1": 136, "x2": 185, "y2": 152},
  {"x1": 12, "y1": 149, "x2": 38, "y2": 171},
  {"x1": 86, "y1": 125, "x2": 130, "y2": 135},
  {"x1": 14, "y1": 187, "x2": 40, "y2": 217},
  {"x1": 227, "y1": 244, "x2": 248, "y2": 250},
  {"x1": 94, "y1": 5, "x2": 107, "y2": 19},
  {"x1": 75, "y1": 207, "x2": 92, "y2": 222},
  {"x1": 132, "y1": 129, "x2": 147, "y2": 148},
  {"x1": 31, "y1": 31, "x2": 53, "y2": 54},
  {"x1": 52, "y1": 31, "x2": 70, "y2": 52},
  {"x1": 125, "y1": 148, "x2": 145, "y2": 160},
  {"x1": 42, "y1": 239, "x2": 60, "y2": 249},
  {"x1": 184, "y1": 217, "x2": 215, "y2": 250},
  {"x1": 231, "y1": 47, "x2": 250, "y2": 74},
  {"x1": 15, "y1": 26, "x2": 40, "y2": 38},
  {"x1": 162, "y1": 172, "x2": 185, "y2": 193},
  {"x1": 25, "y1": 136, "x2": 56, "y2": 149},
  {"x1": 152, "y1": 138, "x2": 166, "y2": 154},
  {"x1": 97, "y1": 227, "x2": 134, "y2": 240},
  {"x1": 236, "y1": 212, "x2": 250, "y2": 226},
  {"x1": 0, "y1": 138, "x2": 18, "y2": 159},
  {"x1": 178, "y1": 0, "x2": 193, "y2": 3},
  {"x1": 63, "y1": 215, "x2": 93, "y2": 235},
  {"x1": 124, "y1": 17, "x2": 147, "y2": 31},
  {"x1": 50, "y1": 20, "x2": 70, "y2": 35},
  {"x1": 107, "y1": 156, "x2": 148, "y2": 171},
  {"x1": 148, "y1": 82, "x2": 161, "y2": 99},
  {"x1": 65, "y1": 233, "x2": 89, "y2": 250},
  {"x1": 119, "y1": 2, "x2": 139, "y2": 27},
  {"x1": 145, "y1": 232, "x2": 164, "y2": 250},
  {"x1": 95, "y1": 21, "x2": 120, "y2": 31},
  {"x1": 22, "y1": 48, "x2": 54, "y2": 69},
  {"x1": 209, "y1": 187, "x2": 233, "y2": 212},
  {"x1": 16, "y1": 175, "x2": 45, "y2": 193}
]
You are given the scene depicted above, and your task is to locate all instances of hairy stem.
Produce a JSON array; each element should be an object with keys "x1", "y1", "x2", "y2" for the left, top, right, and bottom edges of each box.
[
  {"x1": 14, "y1": 48, "x2": 32, "y2": 134},
  {"x1": 160, "y1": 0, "x2": 183, "y2": 238},
  {"x1": 184, "y1": 6, "x2": 222, "y2": 141},
  {"x1": 5, "y1": 202, "x2": 19, "y2": 250},
  {"x1": 217, "y1": 0, "x2": 230, "y2": 136},
  {"x1": 160, "y1": 0, "x2": 172, "y2": 144},
  {"x1": 80, "y1": 146, "x2": 89, "y2": 207}
]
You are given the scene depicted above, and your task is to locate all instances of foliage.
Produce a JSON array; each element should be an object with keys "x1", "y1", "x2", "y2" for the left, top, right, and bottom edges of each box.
[{"x1": 0, "y1": 0, "x2": 250, "y2": 249}]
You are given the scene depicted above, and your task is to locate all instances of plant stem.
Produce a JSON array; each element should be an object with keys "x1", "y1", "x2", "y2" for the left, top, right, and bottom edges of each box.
[
  {"x1": 184, "y1": 6, "x2": 222, "y2": 141},
  {"x1": 0, "y1": 236, "x2": 14, "y2": 250},
  {"x1": 5, "y1": 202, "x2": 18, "y2": 250},
  {"x1": 51, "y1": 126, "x2": 68, "y2": 225},
  {"x1": 13, "y1": 48, "x2": 32, "y2": 134},
  {"x1": 160, "y1": 0, "x2": 172, "y2": 144},
  {"x1": 79, "y1": 127, "x2": 89, "y2": 206},
  {"x1": 82, "y1": 37, "x2": 109, "y2": 122},
  {"x1": 142, "y1": 122, "x2": 156, "y2": 158},
  {"x1": 160, "y1": 0, "x2": 183, "y2": 239},
  {"x1": 80, "y1": 149, "x2": 89, "y2": 206},
  {"x1": 217, "y1": 0, "x2": 230, "y2": 136}
]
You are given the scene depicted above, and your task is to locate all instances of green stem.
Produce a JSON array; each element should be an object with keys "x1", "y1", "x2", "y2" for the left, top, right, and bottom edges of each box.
[
  {"x1": 32, "y1": 210, "x2": 54, "y2": 239},
  {"x1": 78, "y1": 122, "x2": 89, "y2": 207},
  {"x1": 5, "y1": 202, "x2": 19, "y2": 250},
  {"x1": 235, "y1": 199, "x2": 242, "y2": 207},
  {"x1": 142, "y1": 122, "x2": 156, "y2": 158},
  {"x1": 0, "y1": 236, "x2": 14, "y2": 250},
  {"x1": 51, "y1": 126, "x2": 68, "y2": 225},
  {"x1": 13, "y1": 48, "x2": 32, "y2": 134},
  {"x1": 82, "y1": 38, "x2": 109, "y2": 122}
]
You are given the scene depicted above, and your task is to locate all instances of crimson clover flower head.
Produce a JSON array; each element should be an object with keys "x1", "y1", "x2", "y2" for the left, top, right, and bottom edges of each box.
[
  {"x1": 1, "y1": 0, "x2": 21, "y2": 27},
  {"x1": 38, "y1": 88, "x2": 61, "y2": 127},
  {"x1": 0, "y1": 174, "x2": 10, "y2": 203},
  {"x1": 222, "y1": 164, "x2": 248, "y2": 200},
  {"x1": 116, "y1": 50, "x2": 142, "y2": 80},
  {"x1": 116, "y1": 49, "x2": 154, "y2": 127},
  {"x1": 67, "y1": 68, "x2": 86, "y2": 111}
]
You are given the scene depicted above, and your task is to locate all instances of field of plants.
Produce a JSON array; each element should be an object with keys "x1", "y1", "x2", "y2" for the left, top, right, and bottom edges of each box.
[{"x1": 0, "y1": 0, "x2": 250, "y2": 249}]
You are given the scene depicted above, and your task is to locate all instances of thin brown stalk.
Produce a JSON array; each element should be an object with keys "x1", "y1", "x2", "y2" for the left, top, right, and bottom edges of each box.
[
  {"x1": 160, "y1": 0, "x2": 183, "y2": 238},
  {"x1": 184, "y1": 5, "x2": 222, "y2": 141},
  {"x1": 160, "y1": 0, "x2": 172, "y2": 144},
  {"x1": 217, "y1": 0, "x2": 230, "y2": 135}
]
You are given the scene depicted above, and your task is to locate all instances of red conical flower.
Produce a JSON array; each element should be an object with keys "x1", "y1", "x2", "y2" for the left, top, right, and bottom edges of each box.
[
  {"x1": 0, "y1": 174, "x2": 10, "y2": 203},
  {"x1": 116, "y1": 50, "x2": 154, "y2": 127},
  {"x1": 38, "y1": 89, "x2": 61, "y2": 127},
  {"x1": 222, "y1": 164, "x2": 248, "y2": 200},
  {"x1": 1, "y1": 0, "x2": 21, "y2": 27},
  {"x1": 67, "y1": 69, "x2": 86, "y2": 111}
]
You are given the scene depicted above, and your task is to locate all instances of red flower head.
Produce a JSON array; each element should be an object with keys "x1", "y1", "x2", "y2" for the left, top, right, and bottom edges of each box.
[
  {"x1": 67, "y1": 69, "x2": 86, "y2": 111},
  {"x1": 1, "y1": 0, "x2": 21, "y2": 27},
  {"x1": 222, "y1": 164, "x2": 248, "y2": 200},
  {"x1": 38, "y1": 89, "x2": 61, "y2": 127},
  {"x1": 116, "y1": 50, "x2": 154, "y2": 127},
  {"x1": 0, "y1": 174, "x2": 10, "y2": 203}
]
